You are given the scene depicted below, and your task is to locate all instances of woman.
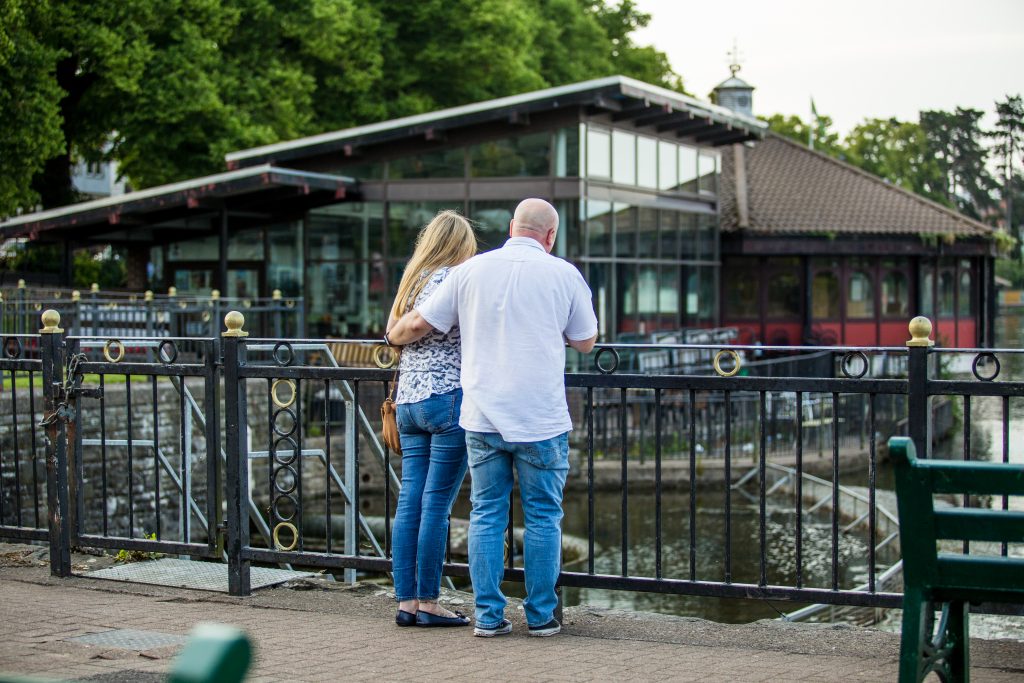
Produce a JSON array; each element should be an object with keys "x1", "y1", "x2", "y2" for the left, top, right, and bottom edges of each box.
[{"x1": 386, "y1": 210, "x2": 477, "y2": 628}]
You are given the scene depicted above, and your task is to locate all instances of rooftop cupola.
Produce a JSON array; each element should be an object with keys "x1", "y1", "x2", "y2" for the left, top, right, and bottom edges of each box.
[{"x1": 712, "y1": 48, "x2": 754, "y2": 117}]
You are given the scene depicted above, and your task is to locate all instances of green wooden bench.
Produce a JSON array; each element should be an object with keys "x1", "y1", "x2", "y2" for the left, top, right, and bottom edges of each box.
[{"x1": 890, "y1": 436, "x2": 1024, "y2": 683}]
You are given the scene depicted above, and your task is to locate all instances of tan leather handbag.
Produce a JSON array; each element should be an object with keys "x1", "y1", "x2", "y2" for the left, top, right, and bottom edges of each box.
[{"x1": 380, "y1": 369, "x2": 402, "y2": 454}]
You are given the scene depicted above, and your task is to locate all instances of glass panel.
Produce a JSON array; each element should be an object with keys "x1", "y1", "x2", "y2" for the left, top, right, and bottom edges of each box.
[
  {"x1": 658, "y1": 140, "x2": 677, "y2": 191},
  {"x1": 724, "y1": 257, "x2": 759, "y2": 318},
  {"x1": 612, "y1": 130, "x2": 636, "y2": 185},
  {"x1": 636, "y1": 136, "x2": 657, "y2": 188},
  {"x1": 614, "y1": 203, "x2": 636, "y2": 257},
  {"x1": 468, "y1": 200, "x2": 514, "y2": 253},
  {"x1": 586, "y1": 199, "x2": 612, "y2": 257},
  {"x1": 767, "y1": 270, "x2": 800, "y2": 318},
  {"x1": 325, "y1": 161, "x2": 384, "y2": 179},
  {"x1": 470, "y1": 131, "x2": 551, "y2": 177},
  {"x1": 658, "y1": 265, "x2": 680, "y2": 329},
  {"x1": 267, "y1": 221, "x2": 303, "y2": 298},
  {"x1": 586, "y1": 127, "x2": 611, "y2": 178},
  {"x1": 166, "y1": 228, "x2": 264, "y2": 262},
  {"x1": 637, "y1": 207, "x2": 658, "y2": 259},
  {"x1": 697, "y1": 213, "x2": 717, "y2": 260},
  {"x1": 616, "y1": 263, "x2": 638, "y2": 335},
  {"x1": 939, "y1": 270, "x2": 955, "y2": 316},
  {"x1": 387, "y1": 201, "x2": 461, "y2": 259},
  {"x1": 173, "y1": 269, "x2": 213, "y2": 295},
  {"x1": 388, "y1": 148, "x2": 465, "y2": 179},
  {"x1": 921, "y1": 268, "x2": 935, "y2": 318},
  {"x1": 678, "y1": 212, "x2": 698, "y2": 259},
  {"x1": 678, "y1": 145, "x2": 698, "y2": 192},
  {"x1": 554, "y1": 127, "x2": 580, "y2": 177},
  {"x1": 698, "y1": 152, "x2": 719, "y2": 195},
  {"x1": 847, "y1": 271, "x2": 874, "y2": 318},
  {"x1": 226, "y1": 268, "x2": 259, "y2": 300},
  {"x1": 882, "y1": 271, "x2": 909, "y2": 317},
  {"x1": 554, "y1": 200, "x2": 577, "y2": 259},
  {"x1": 812, "y1": 271, "x2": 840, "y2": 319},
  {"x1": 658, "y1": 210, "x2": 678, "y2": 261},
  {"x1": 588, "y1": 262, "x2": 611, "y2": 340},
  {"x1": 959, "y1": 271, "x2": 972, "y2": 315}
]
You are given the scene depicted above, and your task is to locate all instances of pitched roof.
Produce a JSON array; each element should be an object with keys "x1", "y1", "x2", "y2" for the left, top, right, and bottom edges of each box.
[{"x1": 719, "y1": 133, "x2": 993, "y2": 238}]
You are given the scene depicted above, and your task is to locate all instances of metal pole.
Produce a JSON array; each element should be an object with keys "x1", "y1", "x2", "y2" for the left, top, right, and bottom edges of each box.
[
  {"x1": 41, "y1": 309, "x2": 71, "y2": 577},
  {"x1": 222, "y1": 311, "x2": 251, "y2": 596},
  {"x1": 906, "y1": 316, "x2": 934, "y2": 459},
  {"x1": 219, "y1": 208, "x2": 229, "y2": 295},
  {"x1": 344, "y1": 399, "x2": 357, "y2": 584}
]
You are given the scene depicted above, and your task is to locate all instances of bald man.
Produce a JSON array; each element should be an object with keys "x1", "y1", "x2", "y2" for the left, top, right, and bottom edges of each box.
[{"x1": 387, "y1": 198, "x2": 598, "y2": 637}]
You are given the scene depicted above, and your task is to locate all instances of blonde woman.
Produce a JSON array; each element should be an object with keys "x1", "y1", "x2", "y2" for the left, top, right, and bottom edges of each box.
[{"x1": 385, "y1": 210, "x2": 476, "y2": 628}]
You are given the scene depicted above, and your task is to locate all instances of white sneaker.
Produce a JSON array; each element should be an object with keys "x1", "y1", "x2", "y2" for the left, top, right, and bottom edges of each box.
[{"x1": 473, "y1": 619, "x2": 512, "y2": 637}]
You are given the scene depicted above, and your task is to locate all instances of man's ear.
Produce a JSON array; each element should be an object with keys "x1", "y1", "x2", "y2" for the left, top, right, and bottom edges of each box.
[{"x1": 509, "y1": 219, "x2": 515, "y2": 237}]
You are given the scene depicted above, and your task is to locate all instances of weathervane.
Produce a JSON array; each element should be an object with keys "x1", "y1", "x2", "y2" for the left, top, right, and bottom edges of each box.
[{"x1": 727, "y1": 39, "x2": 743, "y2": 77}]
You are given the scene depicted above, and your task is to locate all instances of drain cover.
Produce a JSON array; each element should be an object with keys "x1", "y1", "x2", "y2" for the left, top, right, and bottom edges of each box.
[
  {"x1": 70, "y1": 629, "x2": 188, "y2": 650},
  {"x1": 84, "y1": 558, "x2": 316, "y2": 592}
]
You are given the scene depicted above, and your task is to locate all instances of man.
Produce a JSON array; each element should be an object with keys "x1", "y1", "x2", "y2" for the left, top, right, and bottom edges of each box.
[{"x1": 387, "y1": 198, "x2": 598, "y2": 637}]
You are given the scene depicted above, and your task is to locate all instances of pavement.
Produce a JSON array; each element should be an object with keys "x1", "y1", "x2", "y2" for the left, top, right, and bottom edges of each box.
[{"x1": 1, "y1": 544, "x2": 1023, "y2": 682}]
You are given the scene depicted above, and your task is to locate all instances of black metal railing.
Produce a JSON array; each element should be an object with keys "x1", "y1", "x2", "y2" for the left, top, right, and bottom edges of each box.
[{"x1": 5, "y1": 310, "x2": 1021, "y2": 617}]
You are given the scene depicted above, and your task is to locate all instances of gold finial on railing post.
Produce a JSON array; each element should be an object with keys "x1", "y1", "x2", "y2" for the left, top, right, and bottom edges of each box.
[
  {"x1": 17, "y1": 279, "x2": 26, "y2": 289},
  {"x1": 222, "y1": 311, "x2": 248, "y2": 337},
  {"x1": 272, "y1": 289, "x2": 282, "y2": 300},
  {"x1": 90, "y1": 283, "x2": 99, "y2": 294},
  {"x1": 907, "y1": 316, "x2": 934, "y2": 347},
  {"x1": 211, "y1": 289, "x2": 221, "y2": 301},
  {"x1": 144, "y1": 290, "x2": 154, "y2": 302},
  {"x1": 71, "y1": 290, "x2": 81, "y2": 302},
  {"x1": 168, "y1": 286, "x2": 177, "y2": 298},
  {"x1": 39, "y1": 310, "x2": 63, "y2": 334}
]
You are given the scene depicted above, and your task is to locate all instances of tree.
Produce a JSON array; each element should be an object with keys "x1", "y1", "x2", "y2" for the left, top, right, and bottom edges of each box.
[
  {"x1": 761, "y1": 112, "x2": 842, "y2": 157},
  {"x1": 988, "y1": 94, "x2": 1024, "y2": 257},
  {"x1": 920, "y1": 107, "x2": 996, "y2": 219},
  {"x1": 844, "y1": 117, "x2": 946, "y2": 203}
]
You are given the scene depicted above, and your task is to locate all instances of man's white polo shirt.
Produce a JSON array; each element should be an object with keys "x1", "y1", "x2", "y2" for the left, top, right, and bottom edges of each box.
[{"x1": 416, "y1": 237, "x2": 598, "y2": 442}]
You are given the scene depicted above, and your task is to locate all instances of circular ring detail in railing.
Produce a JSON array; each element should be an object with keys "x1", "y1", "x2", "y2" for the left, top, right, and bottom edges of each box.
[
  {"x1": 272, "y1": 521, "x2": 298, "y2": 551},
  {"x1": 373, "y1": 345, "x2": 398, "y2": 369},
  {"x1": 272, "y1": 436, "x2": 299, "y2": 465},
  {"x1": 273, "y1": 465, "x2": 299, "y2": 495},
  {"x1": 271, "y1": 379, "x2": 297, "y2": 409},
  {"x1": 840, "y1": 350, "x2": 869, "y2": 379},
  {"x1": 273, "y1": 494, "x2": 298, "y2": 522},
  {"x1": 178, "y1": 301, "x2": 188, "y2": 309},
  {"x1": 286, "y1": 300, "x2": 296, "y2": 308},
  {"x1": 271, "y1": 409, "x2": 297, "y2": 438},
  {"x1": 972, "y1": 352, "x2": 1000, "y2": 382},
  {"x1": 103, "y1": 339, "x2": 125, "y2": 363},
  {"x1": 201, "y1": 310, "x2": 211, "y2": 322},
  {"x1": 3, "y1": 337, "x2": 22, "y2": 360},
  {"x1": 157, "y1": 340, "x2": 178, "y2": 364},
  {"x1": 34, "y1": 303, "x2": 42, "y2": 311},
  {"x1": 713, "y1": 349, "x2": 741, "y2": 377},
  {"x1": 594, "y1": 347, "x2": 619, "y2": 375},
  {"x1": 273, "y1": 341, "x2": 294, "y2": 367},
  {"x1": 243, "y1": 299, "x2": 252, "y2": 308}
]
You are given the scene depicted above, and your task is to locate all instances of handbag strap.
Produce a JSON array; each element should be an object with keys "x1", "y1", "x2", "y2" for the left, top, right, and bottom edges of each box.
[{"x1": 386, "y1": 348, "x2": 400, "y2": 402}]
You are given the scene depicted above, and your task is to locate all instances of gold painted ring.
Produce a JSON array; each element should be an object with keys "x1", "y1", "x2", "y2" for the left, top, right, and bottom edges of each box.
[
  {"x1": 103, "y1": 339, "x2": 125, "y2": 363},
  {"x1": 285, "y1": 300, "x2": 296, "y2": 308},
  {"x1": 713, "y1": 349, "x2": 741, "y2": 377},
  {"x1": 272, "y1": 521, "x2": 298, "y2": 551},
  {"x1": 271, "y1": 379, "x2": 297, "y2": 409},
  {"x1": 201, "y1": 310, "x2": 211, "y2": 322},
  {"x1": 373, "y1": 345, "x2": 398, "y2": 369}
]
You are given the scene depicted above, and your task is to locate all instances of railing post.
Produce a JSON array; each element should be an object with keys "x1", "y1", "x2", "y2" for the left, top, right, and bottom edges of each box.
[
  {"x1": 344, "y1": 398, "x2": 357, "y2": 585},
  {"x1": 89, "y1": 283, "x2": 99, "y2": 336},
  {"x1": 222, "y1": 311, "x2": 251, "y2": 596},
  {"x1": 906, "y1": 316, "x2": 934, "y2": 459},
  {"x1": 210, "y1": 290, "x2": 221, "y2": 360},
  {"x1": 272, "y1": 289, "x2": 283, "y2": 339},
  {"x1": 40, "y1": 309, "x2": 71, "y2": 577},
  {"x1": 17, "y1": 279, "x2": 26, "y2": 335},
  {"x1": 70, "y1": 290, "x2": 81, "y2": 336},
  {"x1": 168, "y1": 286, "x2": 178, "y2": 338}
]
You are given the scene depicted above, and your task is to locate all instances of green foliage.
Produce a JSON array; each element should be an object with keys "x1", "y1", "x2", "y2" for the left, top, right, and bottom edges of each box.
[
  {"x1": 72, "y1": 248, "x2": 126, "y2": 289},
  {"x1": 1, "y1": 0, "x2": 680, "y2": 217},
  {"x1": 920, "y1": 107, "x2": 997, "y2": 219},
  {"x1": 114, "y1": 532, "x2": 161, "y2": 563},
  {"x1": 844, "y1": 117, "x2": 947, "y2": 203},
  {"x1": 760, "y1": 113, "x2": 842, "y2": 157}
]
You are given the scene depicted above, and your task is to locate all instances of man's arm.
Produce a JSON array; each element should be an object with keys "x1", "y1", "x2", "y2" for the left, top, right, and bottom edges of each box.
[
  {"x1": 386, "y1": 309, "x2": 435, "y2": 346},
  {"x1": 567, "y1": 334, "x2": 597, "y2": 354}
]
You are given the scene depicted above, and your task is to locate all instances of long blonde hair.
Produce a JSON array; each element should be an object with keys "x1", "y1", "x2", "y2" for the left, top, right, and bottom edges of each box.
[{"x1": 390, "y1": 209, "x2": 477, "y2": 319}]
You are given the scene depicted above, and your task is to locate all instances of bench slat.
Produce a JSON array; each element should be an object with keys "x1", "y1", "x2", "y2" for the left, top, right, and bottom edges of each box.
[
  {"x1": 933, "y1": 508, "x2": 1024, "y2": 543},
  {"x1": 935, "y1": 554, "x2": 1024, "y2": 593},
  {"x1": 919, "y1": 460, "x2": 1024, "y2": 496}
]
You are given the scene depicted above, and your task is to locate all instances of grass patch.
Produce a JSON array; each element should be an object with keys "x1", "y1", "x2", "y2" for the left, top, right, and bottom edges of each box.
[{"x1": 7, "y1": 374, "x2": 176, "y2": 389}]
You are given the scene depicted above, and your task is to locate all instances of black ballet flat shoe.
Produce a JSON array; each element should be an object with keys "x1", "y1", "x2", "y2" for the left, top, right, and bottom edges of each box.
[
  {"x1": 415, "y1": 609, "x2": 471, "y2": 627},
  {"x1": 395, "y1": 609, "x2": 417, "y2": 627}
]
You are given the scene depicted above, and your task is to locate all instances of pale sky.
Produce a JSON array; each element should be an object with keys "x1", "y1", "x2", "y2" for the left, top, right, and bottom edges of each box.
[{"x1": 633, "y1": 0, "x2": 1024, "y2": 136}]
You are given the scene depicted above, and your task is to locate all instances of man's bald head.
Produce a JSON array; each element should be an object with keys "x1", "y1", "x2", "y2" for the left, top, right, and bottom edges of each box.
[{"x1": 510, "y1": 198, "x2": 559, "y2": 252}]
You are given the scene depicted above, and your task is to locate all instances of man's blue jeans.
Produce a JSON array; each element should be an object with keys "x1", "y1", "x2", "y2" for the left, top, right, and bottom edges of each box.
[
  {"x1": 466, "y1": 430, "x2": 569, "y2": 629},
  {"x1": 392, "y1": 388, "x2": 468, "y2": 602}
]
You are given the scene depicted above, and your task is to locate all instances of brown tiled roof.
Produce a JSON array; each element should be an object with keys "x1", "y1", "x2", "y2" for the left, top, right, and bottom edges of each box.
[{"x1": 719, "y1": 133, "x2": 994, "y2": 238}]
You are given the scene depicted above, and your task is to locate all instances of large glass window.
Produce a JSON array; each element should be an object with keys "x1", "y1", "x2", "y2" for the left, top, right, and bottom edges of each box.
[
  {"x1": 387, "y1": 201, "x2": 462, "y2": 260},
  {"x1": 847, "y1": 270, "x2": 874, "y2": 318},
  {"x1": 882, "y1": 271, "x2": 909, "y2": 317},
  {"x1": 959, "y1": 269, "x2": 972, "y2": 316},
  {"x1": 724, "y1": 257, "x2": 759, "y2": 318},
  {"x1": 658, "y1": 210, "x2": 679, "y2": 261},
  {"x1": 697, "y1": 213, "x2": 717, "y2": 260},
  {"x1": 267, "y1": 222, "x2": 303, "y2": 298},
  {"x1": 586, "y1": 200, "x2": 612, "y2": 257},
  {"x1": 636, "y1": 136, "x2": 657, "y2": 188},
  {"x1": 612, "y1": 131, "x2": 636, "y2": 185},
  {"x1": 767, "y1": 265, "x2": 800, "y2": 318},
  {"x1": 678, "y1": 212, "x2": 698, "y2": 259},
  {"x1": 679, "y1": 145, "x2": 698, "y2": 193},
  {"x1": 939, "y1": 270, "x2": 955, "y2": 316},
  {"x1": 614, "y1": 203, "x2": 636, "y2": 256},
  {"x1": 388, "y1": 148, "x2": 465, "y2": 179},
  {"x1": 166, "y1": 229, "x2": 264, "y2": 262},
  {"x1": 812, "y1": 271, "x2": 840, "y2": 319},
  {"x1": 658, "y1": 140, "x2": 677, "y2": 191},
  {"x1": 554, "y1": 127, "x2": 580, "y2": 177},
  {"x1": 921, "y1": 268, "x2": 935, "y2": 318},
  {"x1": 636, "y1": 207, "x2": 658, "y2": 259},
  {"x1": 587, "y1": 128, "x2": 611, "y2": 178},
  {"x1": 658, "y1": 265, "x2": 680, "y2": 329},
  {"x1": 698, "y1": 152, "x2": 719, "y2": 195},
  {"x1": 468, "y1": 200, "x2": 513, "y2": 252},
  {"x1": 470, "y1": 131, "x2": 550, "y2": 177}
]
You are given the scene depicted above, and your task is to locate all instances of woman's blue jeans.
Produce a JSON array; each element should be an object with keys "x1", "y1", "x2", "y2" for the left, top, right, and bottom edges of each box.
[{"x1": 392, "y1": 388, "x2": 468, "y2": 602}]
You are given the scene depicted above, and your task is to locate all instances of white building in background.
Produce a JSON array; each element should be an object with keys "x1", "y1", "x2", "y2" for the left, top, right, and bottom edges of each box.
[{"x1": 71, "y1": 154, "x2": 127, "y2": 199}]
